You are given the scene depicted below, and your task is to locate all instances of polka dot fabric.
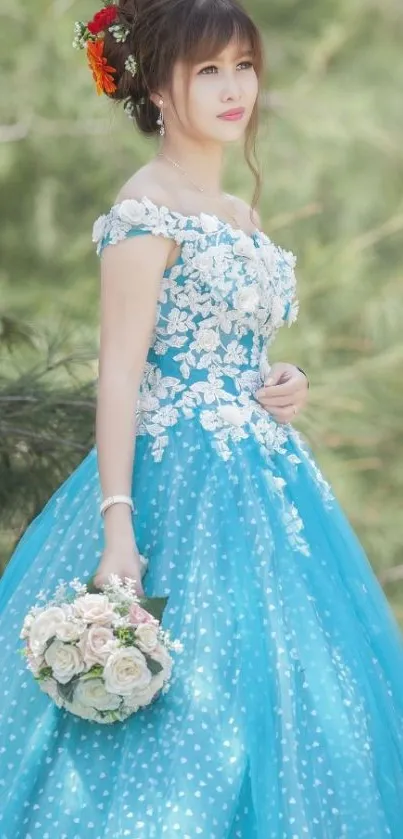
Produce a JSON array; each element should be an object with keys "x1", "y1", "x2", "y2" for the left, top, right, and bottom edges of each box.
[{"x1": 1, "y1": 198, "x2": 403, "y2": 838}]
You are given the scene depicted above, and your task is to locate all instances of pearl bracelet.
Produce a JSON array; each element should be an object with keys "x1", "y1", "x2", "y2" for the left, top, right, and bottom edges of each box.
[{"x1": 100, "y1": 494, "x2": 134, "y2": 517}]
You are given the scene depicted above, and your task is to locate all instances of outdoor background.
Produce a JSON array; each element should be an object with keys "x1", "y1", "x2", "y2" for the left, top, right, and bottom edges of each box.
[{"x1": 1, "y1": 0, "x2": 403, "y2": 623}]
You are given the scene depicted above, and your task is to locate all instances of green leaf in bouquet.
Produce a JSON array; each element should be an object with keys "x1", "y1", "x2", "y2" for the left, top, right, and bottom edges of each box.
[
  {"x1": 85, "y1": 575, "x2": 99, "y2": 594},
  {"x1": 79, "y1": 664, "x2": 104, "y2": 681},
  {"x1": 37, "y1": 665, "x2": 53, "y2": 681},
  {"x1": 143, "y1": 652, "x2": 164, "y2": 675},
  {"x1": 57, "y1": 674, "x2": 81, "y2": 703},
  {"x1": 137, "y1": 596, "x2": 169, "y2": 623},
  {"x1": 115, "y1": 627, "x2": 137, "y2": 646}
]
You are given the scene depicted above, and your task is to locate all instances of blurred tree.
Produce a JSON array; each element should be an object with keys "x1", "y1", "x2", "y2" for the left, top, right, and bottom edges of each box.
[{"x1": 1, "y1": 0, "x2": 402, "y2": 618}]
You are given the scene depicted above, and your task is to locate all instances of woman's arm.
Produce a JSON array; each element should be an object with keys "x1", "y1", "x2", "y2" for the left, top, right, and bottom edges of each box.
[{"x1": 96, "y1": 230, "x2": 174, "y2": 550}]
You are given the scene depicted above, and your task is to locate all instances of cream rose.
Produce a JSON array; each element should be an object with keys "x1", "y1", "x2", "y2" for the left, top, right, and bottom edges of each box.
[
  {"x1": 28, "y1": 607, "x2": 66, "y2": 655},
  {"x1": 73, "y1": 593, "x2": 116, "y2": 626},
  {"x1": 26, "y1": 650, "x2": 45, "y2": 677},
  {"x1": 78, "y1": 625, "x2": 118, "y2": 668},
  {"x1": 134, "y1": 623, "x2": 159, "y2": 654},
  {"x1": 125, "y1": 671, "x2": 165, "y2": 709},
  {"x1": 55, "y1": 618, "x2": 87, "y2": 643},
  {"x1": 44, "y1": 639, "x2": 85, "y2": 684},
  {"x1": 42, "y1": 677, "x2": 64, "y2": 708},
  {"x1": 151, "y1": 643, "x2": 173, "y2": 678},
  {"x1": 74, "y1": 678, "x2": 122, "y2": 711},
  {"x1": 68, "y1": 699, "x2": 99, "y2": 721},
  {"x1": 103, "y1": 647, "x2": 152, "y2": 696}
]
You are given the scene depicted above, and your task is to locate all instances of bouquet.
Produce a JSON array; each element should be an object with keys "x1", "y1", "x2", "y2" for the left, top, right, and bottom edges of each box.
[{"x1": 19, "y1": 573, "x2": 183, "y2": 724}]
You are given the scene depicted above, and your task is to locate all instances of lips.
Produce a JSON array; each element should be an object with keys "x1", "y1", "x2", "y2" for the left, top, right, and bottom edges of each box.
[{"x1": 218, "y1": 108, "x2": 245, "y2": 119}]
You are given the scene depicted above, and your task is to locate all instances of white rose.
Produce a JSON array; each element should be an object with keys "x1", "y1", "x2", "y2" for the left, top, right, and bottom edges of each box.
[
  {"x1": 125, "y1": 671, "x2": 165, "y2": 709},
  {"x1": 151, "y1": 643, "x2": 173, "y2": 677},
  {"x1": 55, "y1": 618, "x2": 87, "y2": 643},
  {"x1": 235, "y1": 286, "x2": 260, "y2": 312},
  {"x1": 195, "y1": 328, "x2": 220, "y2": 353},
  {"x1": 29, "y1": 607, "x2": 66, "y2": 655},
  {"x1": 199, "y1": 213, "x2": 220, "y2": 234},
  {"x1": 134, "y1": 623, "x2": 159, "y2": 654},
  {"x1": 73, "y1": 593, "x2": 115, "y2": 626},
  {"x1": 44, "y1": 639, "x2": 85, "y2": 684},
  {"x1": 103, "y1": 647, "x2": 152, "y2": 696},
  {"x1": 42, "y1": 677, "x2": 64, "y2": 708},
  {"x1": 68, "y1": 699, "x2": 99, "y2": 721},
  {"x1": 118, "y1": 199, "x2": 147, "y2": 226},
  {"x1": 20, "y1": 612, "x2": 35, "y2": 640},
  {"x1": 26, "y1": 650, "x2": 45, "y2": 677},
  {"x1": 74, "y1": 678, "x2": 122, "y2": 711},
  {"x1": 78, "y1": 625, "x2": 118, "y2": 668}
]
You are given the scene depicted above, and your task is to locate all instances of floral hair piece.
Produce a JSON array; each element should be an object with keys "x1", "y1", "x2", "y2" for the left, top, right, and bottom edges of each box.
[{"x1": 73, "y1": 1, "x2": 138, "y2": 96}]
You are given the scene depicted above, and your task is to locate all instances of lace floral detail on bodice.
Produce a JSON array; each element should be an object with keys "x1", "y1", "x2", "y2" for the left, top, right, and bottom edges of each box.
[{"x1": 92, "y1": 196, "x2": 301, "y2": 463}]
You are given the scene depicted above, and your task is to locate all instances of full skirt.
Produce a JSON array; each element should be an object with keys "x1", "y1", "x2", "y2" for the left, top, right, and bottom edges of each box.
[{"x1": 1, "y1": 417, "x2": 403, "y2": 839}]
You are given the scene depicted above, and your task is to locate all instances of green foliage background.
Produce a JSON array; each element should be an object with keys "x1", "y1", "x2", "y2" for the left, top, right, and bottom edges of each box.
[{"x1": 1, "y1": 0, "x2": 403, "y2": 621}]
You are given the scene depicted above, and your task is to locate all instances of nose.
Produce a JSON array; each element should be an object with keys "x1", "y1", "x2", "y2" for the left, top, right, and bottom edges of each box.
[{"x1": 220, "y1": 70, "x2": 243, "y2": 100}]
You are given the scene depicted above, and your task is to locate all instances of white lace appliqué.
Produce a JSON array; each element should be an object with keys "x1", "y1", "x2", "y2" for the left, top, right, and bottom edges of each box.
[{"x1": 92, "y1": 197, "x2": 332, "y2": 547}]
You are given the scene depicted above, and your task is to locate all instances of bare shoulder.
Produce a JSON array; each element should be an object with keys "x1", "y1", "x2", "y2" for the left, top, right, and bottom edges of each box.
[
  {"x1": 228, "y1": 194, "x2": 262, "y2": 230},
  {"x1": 114, "y1": 161, "x2": 172, "y2": 207}
]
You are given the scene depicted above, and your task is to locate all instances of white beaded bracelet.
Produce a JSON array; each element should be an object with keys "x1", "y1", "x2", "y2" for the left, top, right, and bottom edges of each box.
[{"x1": 100, "y1": 494, "x2": 134, "y2": 517}]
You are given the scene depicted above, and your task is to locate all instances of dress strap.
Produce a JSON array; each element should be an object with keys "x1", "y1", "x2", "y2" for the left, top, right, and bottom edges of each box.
[{"x1": 92, "y1": 196, "x2": 196, "y2": 256}]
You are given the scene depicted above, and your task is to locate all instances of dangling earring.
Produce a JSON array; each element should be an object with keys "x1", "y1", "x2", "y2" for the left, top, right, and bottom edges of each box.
[{"x1": 156, "y1": 98, "x2": 165, "y2": 136}]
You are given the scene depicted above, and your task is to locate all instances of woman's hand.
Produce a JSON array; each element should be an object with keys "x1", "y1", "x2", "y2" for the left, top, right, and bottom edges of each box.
[
  {"x1": 254, "y1": 362, "x2": 309, "y2": 424},
  {"x1": 93, "y1": 543, "x2": 146, "y2": 597}
]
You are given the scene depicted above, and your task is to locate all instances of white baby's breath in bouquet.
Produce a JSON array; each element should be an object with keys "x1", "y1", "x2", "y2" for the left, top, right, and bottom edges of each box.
[{"x1": 19, "y1": 573, "x2": 183, "y2": 724}]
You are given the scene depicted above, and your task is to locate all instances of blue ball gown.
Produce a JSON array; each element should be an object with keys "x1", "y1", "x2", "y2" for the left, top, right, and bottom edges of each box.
[{"x1": 1, "y1": 195, "x2": 403, "y2": 839}]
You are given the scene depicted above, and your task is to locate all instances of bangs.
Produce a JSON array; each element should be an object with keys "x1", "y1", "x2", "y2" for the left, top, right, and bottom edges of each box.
[{"x1": 173, "y1": 0, "x2": 263, "y2": 74}]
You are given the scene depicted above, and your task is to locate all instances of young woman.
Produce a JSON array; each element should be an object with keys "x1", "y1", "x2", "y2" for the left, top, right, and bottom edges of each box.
[{"x1": 1, "y1": 0, "x2": 402, "y2": 836}]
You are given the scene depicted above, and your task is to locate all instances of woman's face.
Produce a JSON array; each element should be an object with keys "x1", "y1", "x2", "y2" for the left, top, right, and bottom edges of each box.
[{"x1": 163, "y1": 36, "x2": 259, "y2": 143}]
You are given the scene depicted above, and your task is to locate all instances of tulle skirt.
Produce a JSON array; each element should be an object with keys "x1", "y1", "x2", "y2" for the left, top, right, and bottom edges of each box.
[{"x1": 1, "y1": 415, "x2": 403, "y2": 839}]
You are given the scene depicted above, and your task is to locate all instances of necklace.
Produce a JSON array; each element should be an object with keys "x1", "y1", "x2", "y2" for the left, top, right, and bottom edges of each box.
[{"x1": 156, "y1": 152, "x2": 241, "y2": 228}]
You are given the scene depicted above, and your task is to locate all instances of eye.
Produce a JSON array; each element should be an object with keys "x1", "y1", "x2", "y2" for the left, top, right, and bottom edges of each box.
[{"x1": 198, "y1": 61, "x2": 254, "y2": 75}]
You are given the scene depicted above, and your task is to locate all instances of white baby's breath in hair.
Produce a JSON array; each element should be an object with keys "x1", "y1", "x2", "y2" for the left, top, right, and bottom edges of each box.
[
  {"x1": 124, "y1": 55, "x2": 138, "y2": 77},
  {"x1": 123, "y1": 98, "x2": 136, "y2": 119},
  {"x1": 109, "y1": 23, "x2": 130, "y2": 43}
]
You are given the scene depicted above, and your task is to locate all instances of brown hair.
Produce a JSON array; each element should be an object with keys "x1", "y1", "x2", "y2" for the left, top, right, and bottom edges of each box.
[{"x1": 103, "y1": 0, "x2": 265, "y2": 210}]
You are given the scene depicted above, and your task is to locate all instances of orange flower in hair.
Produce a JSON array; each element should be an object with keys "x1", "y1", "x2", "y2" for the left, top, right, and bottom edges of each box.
[
  {"x1": 87, "y1": 39, "x2": 117, "y2": 95},
  {"x1": 73, "y1": 2, "x2": 137, "y2": 101}
]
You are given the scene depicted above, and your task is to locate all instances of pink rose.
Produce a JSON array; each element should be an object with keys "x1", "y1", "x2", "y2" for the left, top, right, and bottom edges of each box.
[{"x1": 129, "y1": 603, "x2": 159, "y2": 627}]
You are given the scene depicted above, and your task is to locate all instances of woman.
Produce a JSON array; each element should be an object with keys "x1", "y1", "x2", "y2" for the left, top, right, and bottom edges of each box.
[{"x1": 1, "y1": 0, "x2": 402, "y2": 836}]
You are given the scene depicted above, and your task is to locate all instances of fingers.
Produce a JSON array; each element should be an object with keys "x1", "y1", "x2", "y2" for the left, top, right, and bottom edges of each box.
[
  {"x1": 257, "y1": 379, "x2": 303, "y2": 398},
  {"x1": 257, "y1": 393, "x2": 299, "y2": 408},
  {"x1": 267, "y1": 405, "x2": 297, "y2": 423}
]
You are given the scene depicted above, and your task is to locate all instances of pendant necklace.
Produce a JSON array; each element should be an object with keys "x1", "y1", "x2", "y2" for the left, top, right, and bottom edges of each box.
[{"x1": 156, "y1": 151, "x2": 241, "y2": 229}]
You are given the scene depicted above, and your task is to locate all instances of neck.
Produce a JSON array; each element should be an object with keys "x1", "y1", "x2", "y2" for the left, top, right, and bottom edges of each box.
[{"x1": 157, "y1": 137, "x2": 225, "y2": 195}]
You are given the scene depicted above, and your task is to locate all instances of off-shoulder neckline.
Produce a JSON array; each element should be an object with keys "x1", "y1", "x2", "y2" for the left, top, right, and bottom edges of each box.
[{"x1": 112, "y1": 194, "x2": 268, "y2": 244}]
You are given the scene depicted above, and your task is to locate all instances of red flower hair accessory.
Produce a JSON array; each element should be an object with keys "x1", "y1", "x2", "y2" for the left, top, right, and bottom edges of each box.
[{"x1": 73, "y1": 1, "x2": 138, "y2": 97}]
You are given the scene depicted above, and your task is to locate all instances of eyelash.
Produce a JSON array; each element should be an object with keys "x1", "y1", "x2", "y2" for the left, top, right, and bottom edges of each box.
[{"x1": 199, "y1": 61, "x2": 254, "y2": 75}]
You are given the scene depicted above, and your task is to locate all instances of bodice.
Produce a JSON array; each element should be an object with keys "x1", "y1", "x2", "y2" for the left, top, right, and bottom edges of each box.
[{"x1": 93, "y1": 196, "x2": 300, "y2": 462}]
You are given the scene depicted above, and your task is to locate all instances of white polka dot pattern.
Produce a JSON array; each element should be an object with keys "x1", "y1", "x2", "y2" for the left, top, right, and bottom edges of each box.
[{"x1": 0, "y1": 199, "x2": 403, "y2": 837}]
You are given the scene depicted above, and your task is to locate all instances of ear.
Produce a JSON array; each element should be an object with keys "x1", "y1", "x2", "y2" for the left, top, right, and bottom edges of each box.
[{"x1": 149, "y1": 92, "x2": 164, "y2": 109}]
